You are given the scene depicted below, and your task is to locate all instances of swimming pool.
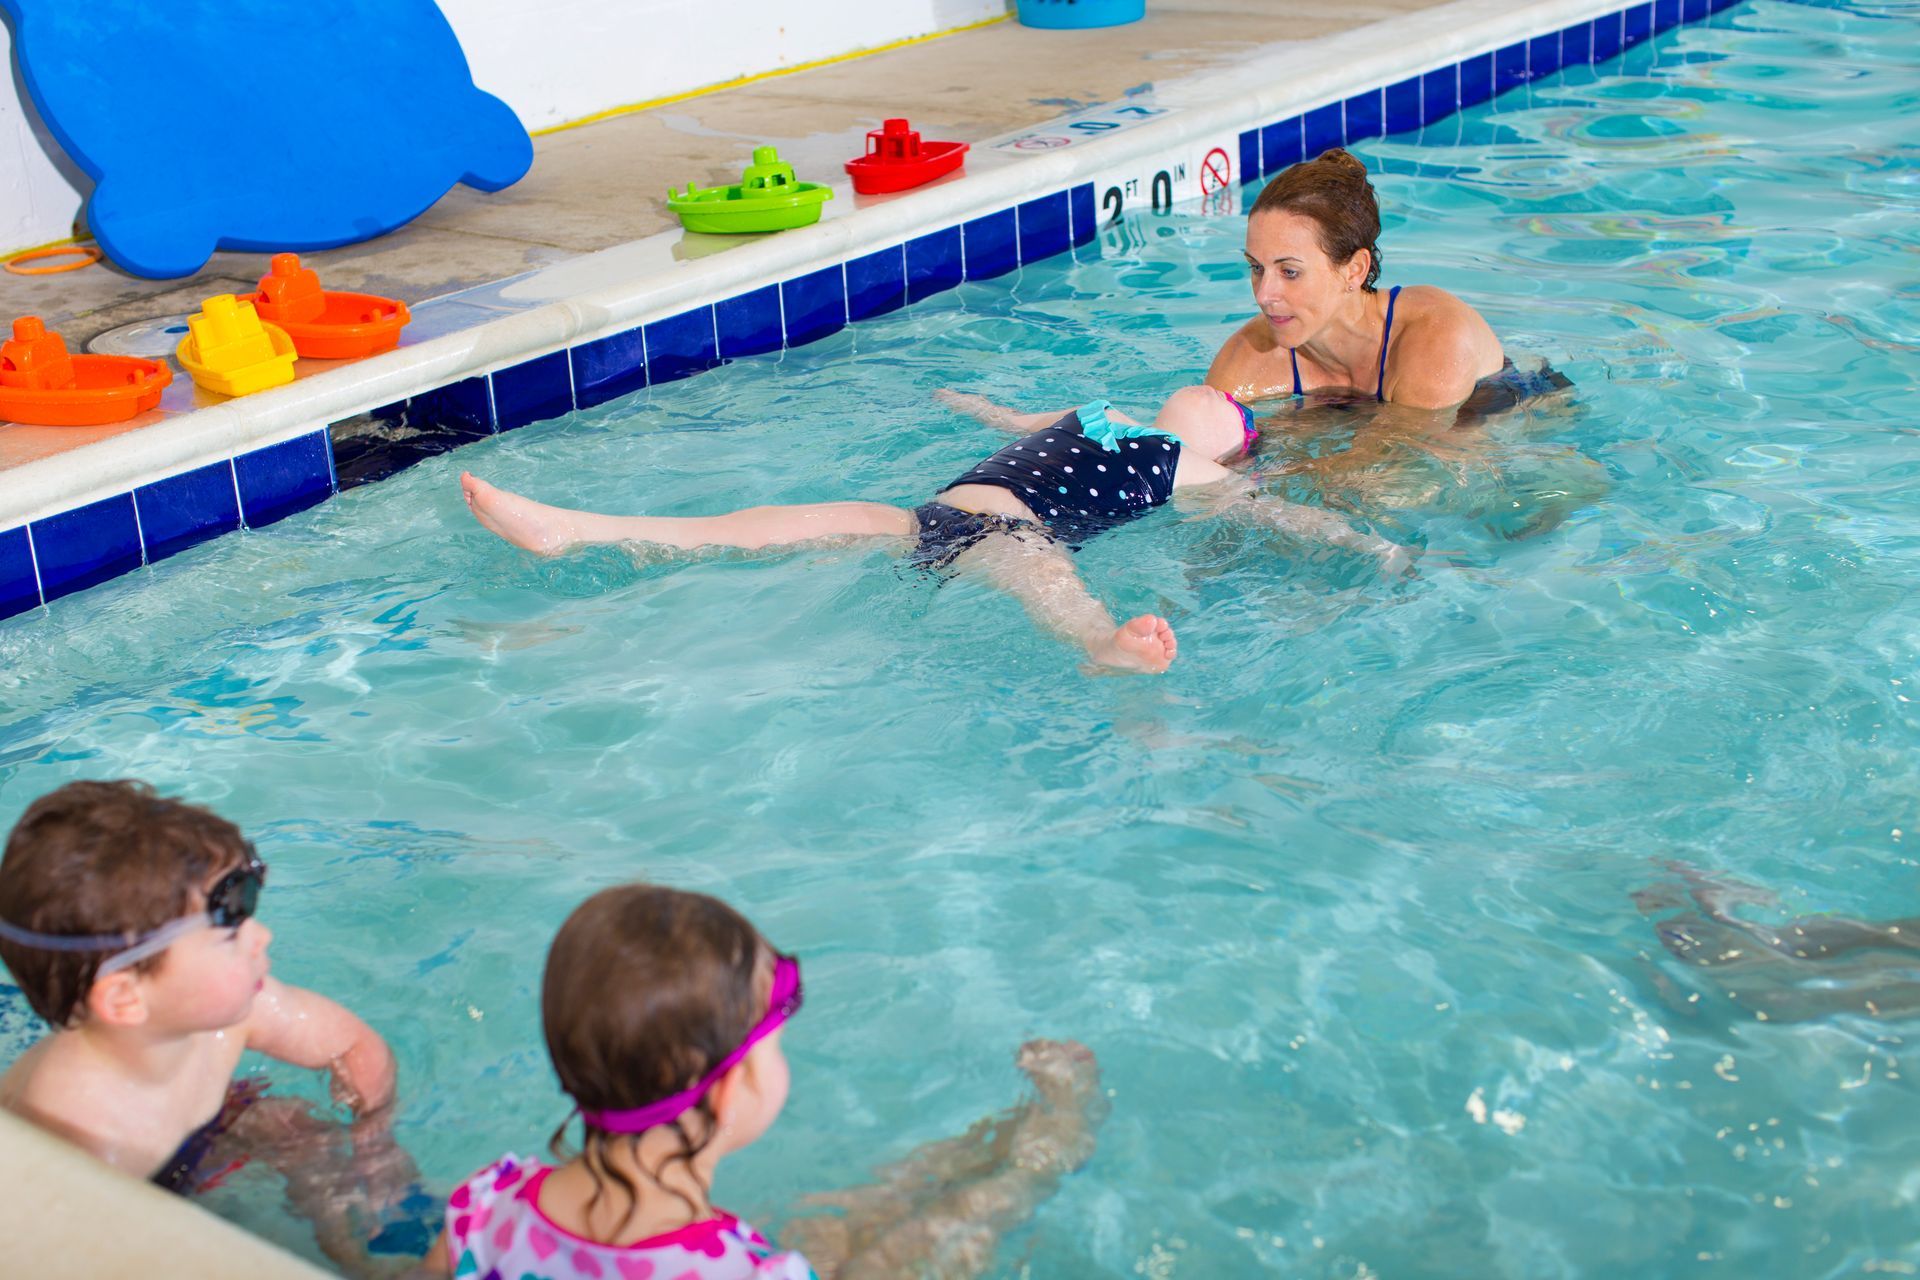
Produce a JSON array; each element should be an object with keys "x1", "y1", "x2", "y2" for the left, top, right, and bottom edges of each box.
[{"x1": 4, "y1": 0, "x2": 1918, "y2": 1273}]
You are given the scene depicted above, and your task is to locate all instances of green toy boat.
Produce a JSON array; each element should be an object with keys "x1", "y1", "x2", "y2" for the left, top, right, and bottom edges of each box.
[{"x1": 668, "y1": 146, "x2": 833, "y2": 234}]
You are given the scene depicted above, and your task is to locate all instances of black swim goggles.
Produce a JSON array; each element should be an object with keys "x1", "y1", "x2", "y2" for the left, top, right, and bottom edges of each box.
[{"x1": 0, "y1": 848, "x2": 268, "y2": 976}]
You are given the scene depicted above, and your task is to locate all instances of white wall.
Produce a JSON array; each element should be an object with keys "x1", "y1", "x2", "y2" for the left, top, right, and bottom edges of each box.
[{"x1": 0, "y1": 0, "x2": 1007, "y2": 255}]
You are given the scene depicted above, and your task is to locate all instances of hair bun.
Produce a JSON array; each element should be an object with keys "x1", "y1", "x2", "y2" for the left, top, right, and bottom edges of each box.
[{"x1": 1313, "y1": 147, "x2": 1369, "y2": 179}]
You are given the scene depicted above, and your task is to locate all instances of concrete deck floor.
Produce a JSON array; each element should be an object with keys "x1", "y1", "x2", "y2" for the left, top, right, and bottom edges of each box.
[{"x1": 0, "y1": 0, "x2": 1450, "y2": 353}]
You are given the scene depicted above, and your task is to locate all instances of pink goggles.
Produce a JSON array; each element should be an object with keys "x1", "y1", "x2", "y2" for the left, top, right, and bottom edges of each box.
[{"x1": 581, "y1": 954, "x2": 803, "y2": 1135}]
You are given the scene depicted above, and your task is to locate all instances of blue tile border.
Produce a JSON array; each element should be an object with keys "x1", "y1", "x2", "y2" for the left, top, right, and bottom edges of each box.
[
  {"x1": 493, "y1": 350, "x2": 573, "y2": 431},
  {"x1": 136, "y1": 461, "x2": 241, "y2": 563},
  {"x1": 32, "y1": 493, "x2": 142, "y2": 603},
  {"x1": 846, "y1": 247, "x2": 906, "y2": 321},
  {"x1": 715, "y1": 285, "x2": 783, "y2": 360},
  {"x1": 0, "y1": 526, "x2": 41, "y2": 619},
  {"x1": 906, "y1": 226, "x2": 963, "y2": 302},
  {"x1": 1017, "y1": 192, "x2": 1072, "y2": 264},
  {"x1": 645, "y1": 307, "x2": 720, "y2": 384},
  {"x1": 781, "y1": 266, "x2": 848, "y2": 347},
  {"x1": 962, "y1": 209, "x2": 1019, "y2": 281},
  {"x1": 1, "y1": 0, "x2": 1740, "y2": 621},
  {"x1": 570, "y1": 326, "x2": 648, "y2": 409},
  {"x1": 235, "y1": 432, "x2": 335, "y2": 528}
]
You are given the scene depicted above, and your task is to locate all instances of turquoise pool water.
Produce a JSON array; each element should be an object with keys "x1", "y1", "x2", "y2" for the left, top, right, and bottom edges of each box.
[{"x1": 4, "y1": 0, "x2": 1919, "y2": 1274}]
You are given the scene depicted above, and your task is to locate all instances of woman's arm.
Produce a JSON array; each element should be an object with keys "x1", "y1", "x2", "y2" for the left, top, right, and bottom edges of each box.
[{"x1": 246, "y1": 978, "x2": 398, "y2": 1114}]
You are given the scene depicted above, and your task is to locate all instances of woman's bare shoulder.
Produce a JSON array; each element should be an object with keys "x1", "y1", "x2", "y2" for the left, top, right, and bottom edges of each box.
[{"x1": 1207, "y1": 315, "x2": 1284, "y2": 393}]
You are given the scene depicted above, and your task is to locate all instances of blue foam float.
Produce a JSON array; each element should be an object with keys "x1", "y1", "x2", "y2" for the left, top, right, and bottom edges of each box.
[{"x1": 0, "y1": 0, "x2": 533, "y2": 279}]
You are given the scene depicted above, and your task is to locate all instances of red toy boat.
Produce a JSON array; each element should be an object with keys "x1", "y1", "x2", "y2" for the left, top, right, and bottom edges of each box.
[
  {"x1": 244, "y1": 253, "x2": 410, "y2": 360},
  {"x1": 0, "y1": 316, "x2": 171, "y2": 426},
  {"x1": 845, "y1": 118, "x2": 968, "y2": 195}
]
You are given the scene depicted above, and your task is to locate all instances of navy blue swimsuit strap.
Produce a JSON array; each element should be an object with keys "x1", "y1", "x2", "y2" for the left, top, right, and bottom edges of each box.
[
  {"x1": 1376, "y1": 285, "x2": 1402, "y2": 402},
  {"x1": 1288, "y1": 345, "x2": 1302, "y2": 396}
]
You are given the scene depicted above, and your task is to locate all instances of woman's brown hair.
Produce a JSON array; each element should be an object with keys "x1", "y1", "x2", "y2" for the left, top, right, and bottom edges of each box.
[
  {"x1": 1248, "y1": 147, "x2": 1384, "y2": 291},
  {"x1": 542, "y1": 884, "x2": 769, "y2": 1230}
]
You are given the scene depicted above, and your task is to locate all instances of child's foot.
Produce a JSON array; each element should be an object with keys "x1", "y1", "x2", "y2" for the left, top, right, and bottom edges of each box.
[
  {"x1": 460, "y1": 472, "x2": 577, "y2": 556},
  {"x1": 1010, "y1": 1039, "x2": 1106, "y2": 1174},
  {"x1": 1088, "y1": 614, "x2": 1177, "y2": 673}
]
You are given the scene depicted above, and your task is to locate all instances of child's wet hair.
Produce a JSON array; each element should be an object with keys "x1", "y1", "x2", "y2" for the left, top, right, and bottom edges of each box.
[
  {"x1": 0, "y1": 780, "x2": 253, "y2": 1026},
  {"x1": 542, "y1": 883, "x2": 771, "y2": 1227}
]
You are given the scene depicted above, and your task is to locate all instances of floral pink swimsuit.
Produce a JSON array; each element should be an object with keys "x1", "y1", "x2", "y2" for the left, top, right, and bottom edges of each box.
[{"x1": 447, "y1": 1155, "x2": 815, "y2": 1280}]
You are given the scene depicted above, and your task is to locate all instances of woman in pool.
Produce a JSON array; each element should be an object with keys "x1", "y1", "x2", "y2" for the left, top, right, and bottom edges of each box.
[
  {"x1": 1209, "y1": 147, "x2": 1556, "y2": 411},
  {"x1": 459, "y1": 385, "x2": 1408, "y2": 676}
]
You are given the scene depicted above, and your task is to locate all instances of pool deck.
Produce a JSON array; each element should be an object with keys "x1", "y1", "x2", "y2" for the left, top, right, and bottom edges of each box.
[{"x1": 0, "y1": 0, "x2": 1452, "y2": 480}]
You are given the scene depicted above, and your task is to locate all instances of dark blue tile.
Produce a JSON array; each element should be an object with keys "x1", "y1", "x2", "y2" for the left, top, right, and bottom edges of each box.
[
  {"x1": 1238, "y1": 128, "x2": 1261, "y2": 182},
  {"x1": 1683, "y1": 0, "x2": 1708, "y2": 20},
  {"x1": 1422, "y1": 66, "x2": 1457, "y2": 126},
  {"x1": 409, "y1": 375, "x2": 493, "y2": 434},
  {"x1": 644, "y1": 307, "x2": 719, "y2": 384},
  {"x1": 1530, "y1": 31, "x2": 1563, "y2": 77},
  {"x1": 492, "y1": 350, "x2": 572, "y2": 431},
  {"x1": 962, "y1": 209, "x2": 1018, "y2": 281},
  {"x1": 781, "y1": 265, "x2": 847, "y2": 347},
  {"x1": 1593, "y1": 11, "x2": 1622, "y2": 61},
  {"x1": 1302, "y1": 103, "x2": 1343, "y2": 158},
  {"x1": 1625, "y1": 3, "x2": 1654, "y2": 45},
  {"x1": 1386, "y1": 76, "x2": 1423, "y2": 133},
  {"x1": 1343, "y1": 88, "x2": 1383, "y2": 142},
  {"x1": 1709, "y1": 0, "x2": 1741, "y2": 11},
  {"x1": 235, "y1": 431, "x2": 333, "y2": 528},
  {"x1": 906, "y1": 226, "x2": 962, "y2": 302},
  {"x1": 846, "y1": 247, "x2": 906, "y2": 321},
  {"x1": 1070, "y1": 184, "x2": 1096, "y2": 246},
  {"x1": 1262, "y1": 118, "x2": 1302, "y2": 174},
  {"x1": 32, "y1": 493, "x2": 141, "y2": 602},
  {"x1": 715, "y1": 285, "x2": 782, "y2": 360},
  {"x1": 1655, "y1": 0, "x2": 1682, "y2": 28},
  {"x1": 1496, "y1": 41, "x2": 1530, "y2": 94},
  {"x1": 1016, "y1": 191, "x2": 1071, "y2": 264},
  {"x1": 570, "y1": 327, "x2": 647, "y2": 409},
  {"x1": 1562, "y1": 20, "x2": 1593, "y2": 66},
  {"x1": 0, "y1": 526, "x2": 39, "y2": 619},
  {"x1": 135, "y1": 461, "x2": 239, "y2": 562},
  {"x1": 1459, "y1": 52, "x2": 1495, "y2": 107}
]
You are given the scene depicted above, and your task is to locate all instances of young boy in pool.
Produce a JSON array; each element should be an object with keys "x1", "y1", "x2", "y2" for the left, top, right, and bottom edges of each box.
[
  {"x1": 460, "y1": 384, "x2": 1411, "y2": 674},
  {"x1": 0, "y1": 780, "x2": 419, "y2": 1272}
]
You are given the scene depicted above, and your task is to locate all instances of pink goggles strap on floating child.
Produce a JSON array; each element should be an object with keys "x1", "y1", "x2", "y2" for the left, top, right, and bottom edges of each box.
[{"x1": 581, "y1": 955, "x2": 803, "y2": 1135}]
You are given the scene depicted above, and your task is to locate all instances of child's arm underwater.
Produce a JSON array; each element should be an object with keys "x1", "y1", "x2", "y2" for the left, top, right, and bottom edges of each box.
[
  {"x1": 933, "y1": 388, "x2": 1138, "y2": 434},
  {"x1": 1178, "y1": 474, "x2": 1418, "y2": 577}
]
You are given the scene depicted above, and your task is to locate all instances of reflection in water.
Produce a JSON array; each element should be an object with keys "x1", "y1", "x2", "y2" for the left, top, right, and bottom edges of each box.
[{"x1": 1639, "y1": 861, "x2": 1920, "y2": 1022}]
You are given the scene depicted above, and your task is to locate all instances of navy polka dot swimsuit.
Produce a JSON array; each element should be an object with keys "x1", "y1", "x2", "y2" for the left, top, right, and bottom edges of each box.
[{"x1": 944, "y1": 400, "x2": 1181, "y2": 544}]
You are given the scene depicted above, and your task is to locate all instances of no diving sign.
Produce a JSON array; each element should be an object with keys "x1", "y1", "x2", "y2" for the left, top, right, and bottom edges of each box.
[{"x1": 1199, "y1": 147, "x2": 1232, "y2": 195}]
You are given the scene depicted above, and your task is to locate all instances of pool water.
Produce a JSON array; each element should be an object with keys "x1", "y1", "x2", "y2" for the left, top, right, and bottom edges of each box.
[{"x1": 4, "y1": 0, "x2": 1920, "y2": 1274}]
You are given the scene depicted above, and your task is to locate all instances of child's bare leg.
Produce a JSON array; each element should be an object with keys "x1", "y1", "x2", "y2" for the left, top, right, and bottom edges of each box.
[
  {"x1": 793, "y1": 1039, "x2": 1107, "y2": 1280},
  {"x1": 955, "y1": 530, "x2": 1176, "y2": 674},
  {"x1": 460, "y1": 472, "x2": 912, "y2": 556}
]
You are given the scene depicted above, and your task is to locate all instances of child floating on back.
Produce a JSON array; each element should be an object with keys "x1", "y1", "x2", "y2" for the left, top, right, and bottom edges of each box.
[
  {"x1": 424, "y1": 883, "x2": 1107, "y2": 1279},
  {"x1": 460, "y1": 384, "x2": 1409, "y2": 675}
]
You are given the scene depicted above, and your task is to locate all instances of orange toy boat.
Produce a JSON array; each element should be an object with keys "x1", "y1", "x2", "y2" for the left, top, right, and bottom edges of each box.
[
  {"x1": 0, "y1": 316, "x2": 171, "y2": 426},
  {"x1": 244, "y1": 253, "x2": 410, "y2": 360}
]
